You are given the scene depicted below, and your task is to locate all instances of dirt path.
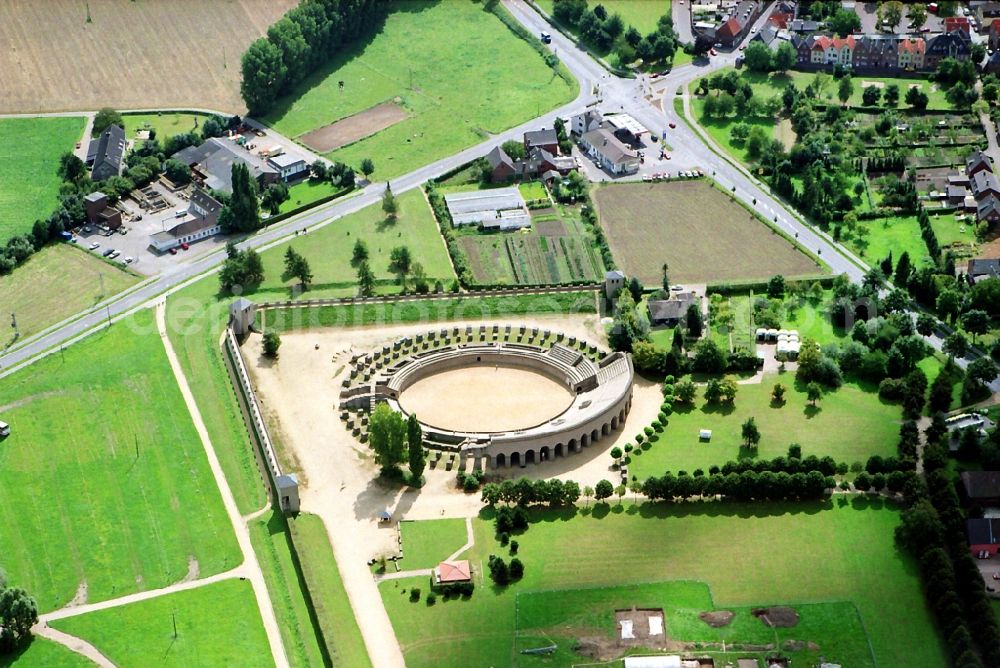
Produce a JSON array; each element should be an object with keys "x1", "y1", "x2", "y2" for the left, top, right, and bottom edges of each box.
[
  {"x1": 447, "y1": 518, "x2": 475, "y2": 561},
  {"x1": 155, "y1": 302, "x2": 289, "y2": 668},
  {"x1": 34, "y1": 625, "x2": 114, "y2": 667}
]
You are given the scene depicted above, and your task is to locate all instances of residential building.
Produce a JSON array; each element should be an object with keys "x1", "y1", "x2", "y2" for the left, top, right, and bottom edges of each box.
[
  {"x1": 986, "y1": 50, "x2": 1000, "y2": 76},
  {"x1": 961, "y1": 470, "x2": 1000, "y2": 506},
  {"x1": 148, "y1": 188, "x2": 223, "y2": 253},
  {"x1": 967, "y1": 258, "x2": 1000, "y2": 283},
  {"x1": 267, "y1": 153, "x2": 308, "y2": 182},
  {"x1": 971, "y1": 170, "x2": 1000, "y2": 200},
  {"x1": 571, "y1": 109, "x2": 604, "y2": 136},
  {"x1": 83, "y1": 191, "x2": 122, "y2": 231},
  {"x1": 749, "y1": 25, "x2": 794, "y2": 51},
  {"x1": 647, "y1": 292, "x2": 699, "y2": 327},
  {"x1": 787, "y1": 19, "x2": 821, "y2": 34},
  {"x1": 989, "y1": 19, "x2": 1000, "y2": 51},
  {"x1": 897, "y1": 38, "x2": 925, "y2": 71},
  {"x1": 523, "y1": 128, "x2": 559, "y2": 155},
  {"x1": 966, "y1": 518, "x2": 1000, "y2": 556},
  {"x1": 172, "y1": 137, "x2": 278, "y2": 194},
  {"x1": 924, "y1": 31, "x2": 971, "y2": 70},
  {"x1": 978, "y1": 194, "x2": 1000, "y2": 223},
  {"x1": 944, "y1": 16, "x2": 972, "y2": 36},
  {"x1": 485, "y1": 145, "x2": 517, "y2": 183},
  {"x1": 87, "y1": 124, "x2": 126, "y2": 182},
  {"x1": 967, "y1": 150, "x2": 993, "y2": 179},
  {"x1": 579, "y1": 128, "x2": 639, "y2": 175}
]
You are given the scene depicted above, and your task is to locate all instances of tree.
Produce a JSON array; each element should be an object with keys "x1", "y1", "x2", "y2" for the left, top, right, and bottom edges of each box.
[
  {"x1": 960, "y1": 309, "x2": 990, "y2": 342},
  {"x1": 894, "y1": 251, "x2": 911, "y2": 285},
  {"x1": 767, "y1": 275, "x2": 786, "y2": 298},
  {"x1": 615, "y1": 483, "x2": 627, "y2": 505},
  {"x1": 92, "y1": 107, "x2": 123, "y2": 134},
  {"x1": 369, "y1": 404, "x2": 407, "y2": 472},
  {"x1": 774, "y1": 42, "x2": 797, "y2": 72},
  {"x1": 908, "y1": 4, "x2": 927, "y2": 30},
  {"x1": 164, "y1": 158, "x2": 192, "y2": 185},
  {"x1": 582, "y1": 485, "x2": 594, "y2": 507},
  {"x1": 553, "y1": 0, "x2": 587, "y2": 25},
  {"x1": 743, "y1": 42, "x2": 773, "y2": 72},
  {"x1": 686, "y1": 303, "x2": 703, "y2": 338},
  {"x1": 610, "y1": 446, "x2": 623, "y2": 465},
  {"x1": 0, "y1": 586, "x2": 37, "y2": 651},
  {"x1": 829, "y1": 8, "x2": 861, "y2": 37},
  {"x1": 58, "y1": 153, "x2": 86, "y2": 182},
  {"x1": 943, "y1": 332, "x2": 969, "y2": 358},
  {"x1": 916, "y1": 313, "x2": 936, "y2": 337},
  {"x1": 351, "y1": 239, "x2": 369, "y2": 267},
  {"x1": 388, "y1": 246, "x2": 412, "y2": 290},
  {"x1": 692, "y1": 339, "x2": 727, "y2": 374},
  {"x1": 262, "y1": 331, "x2": 281, "y2": 358},
  {"x1": 838, "y1": 75, "x2": 853, "y2": 104},
  {"x1": 807, "y1": 381, "x2": 822, "y2": 406},
  {"x1": 382, "y1": 184, "x2": 398, "y2": 221},
  {"x1": 282, "y1": 247, "x2": 313, "y2": 288},
  {"x1": 967, "y1": 357, "x2": 999, "y2": 386},
  {"x1": 627, "y1": 276, "x2": 643, "y2": 303},
  {"x1": 741, "y1": 417, "x2": 761, "y2": 448},
  {"x1": 905, "y1": 86, "x2": 929, "y2": 110},
  {"x1": 877, "y1": 1, "x2": 904, "y2": 32},
  {"x1": 862, "y1": 85, "x2": 882, "y2": 106},
  {"x1": 261, "y1": 182, "x2": 289, "y2": 215},
  {"x1": 501, "y1": 139, "x2": 527, "y2": 161},
  {"x1": 772, "y1": 383, "x2": 786, "y2": 404},
  {"x1": 509, "y1": 557, "x2": 524, "y2": 580},
  {"x1": 360, "y1": 158, "x2": 375, "y2": 180},
  {"x1": 407, "y1": 413, "x2": 425, "y2": 482},
  {"x1": 356, "y1": 259, "x2": 375, "y2": 297},
  {"x1": 218, "y1": 163, "x2": 260, "y2": 233},
  {"x1": 240, "y1": 39, "x2": 287, "y2": 114},
  {"x1": 884, "y1": 84, "x2": 900, "y2": 107},
  {"x1": 675, "y1": 379, "x2": 697, "y2": 403},
  {"x1": 594, "y1": 479, "x2": 614, "y2": 501},
  {"x1": 488, "y1": 555, "x2": 510, "y2": 585}
]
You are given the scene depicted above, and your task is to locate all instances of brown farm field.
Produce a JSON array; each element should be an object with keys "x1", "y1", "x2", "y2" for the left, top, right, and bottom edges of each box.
[
  {"x1": 0, "y1": 0, "x2": 295, "y2": 114},
  {"x1": 594, "y1": 181, "x2": 824, "y2": 285}
]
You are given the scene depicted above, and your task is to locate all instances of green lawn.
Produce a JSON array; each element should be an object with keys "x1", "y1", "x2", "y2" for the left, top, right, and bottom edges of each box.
[
  {"x1": 848, "y1": 213, "x2": 976, "y2": 268},
  {"x1": 537, "y1": 0, "x2": 669, "y2": 34},
  {"x1": 399, "y1": 519, "x2": 469, "y2": 570},
  {"x1": 277, "y1": 179, "x2": 348, "y2": 215},
  {"x1": 257, "y1": 189, "x2": 454, "y2": 300},
  {"x1": 249, "y1": 511, "x2": 334, "y2": 668},
  {"x1": 781, "y1": 292, "x2": 847, "y2": 345},
  {"x1": 632, "y1": 376, "x2": 901, "y2": 477},
  {"x1": 380, "y1": 502, "x2": 945, "y2": 667},
  {"x1": 122, "y1": 112, "x2": 210, "y2": 141},
  {"x1": 261, "y1": 291, "x2": 598, "y2": 332},
  {"x1": 289, "y1": 514, "x2": 372, "y2": 668},
  {"x1": 0, "y1": 244, "x2": 139, "y2": 348},
  {"x1": 52, "y1": 580, "x2": 272, "y2": 668},
  {"x1": 0, "y1": 636, "x2": 94, "y2": 668},
  {"x1": 0, "y1": 116, "x2": 86, "y2": 242},
  {"x1": 517, "y1": 180, "x2": 548, "y2": 202},
  {"x1": 0, "y1": 309, "x2": 240, "y2": 612},
  {"x1": 264, "y1": 1, "x2": 575, "y2": 179}
]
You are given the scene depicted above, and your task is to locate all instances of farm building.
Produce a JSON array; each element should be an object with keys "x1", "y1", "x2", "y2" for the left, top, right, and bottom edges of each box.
[
  {"x1": 648, "y1": 292, "x2": 699, "y2": 327},
  {"x1": 444, "y1": 188, "x2": 530, "y2": 230},
  {"x1": 605, "y1": 270, "x2": 625, "y2": 299},
  {"x1": 960, "y1": 471, "x2": 1000, "y2": 506},
  {"x1": 966, "y1": 518, "x2": 1000, "y2": 556},
  {"x1": 87, "y1": 124, "x2": 126, "y2": 181},
  {"x1": 172, "y1": 138, "x2": 278, "y2": 193},
  {"x1": 523, "y1": 128, "x2": 558, "y2": 154},
  {"x1": 579, "y1": 128, "x2": 639, "y2": 175},
  {"x1": 434, "y1": 559, "x2": 471, "y2": 585},
  {"x1": 148, "y1": 188, "x2": 223, "y2": 253},
  {"x1": 83, "y1": 191, "x2": 122, "y2": 231},
  {"x1": 267, "y1": 152, "x2": 308, "y2": 182}
]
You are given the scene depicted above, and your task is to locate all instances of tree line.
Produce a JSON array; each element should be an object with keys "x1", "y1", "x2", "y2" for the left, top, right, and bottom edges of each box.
[{"x1": 240, "y1": 0, "x2": 380, "y2": 115}]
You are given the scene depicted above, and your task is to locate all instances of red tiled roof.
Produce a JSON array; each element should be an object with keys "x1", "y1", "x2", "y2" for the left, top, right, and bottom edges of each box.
[
  {"x1": 899, "y1": 38, "x2": 925, "y2": 54},
  {"x1": 717, "y1": 17, "x2": 741, "y2": 40},
  {"x1": 945, "y1": 16, "x2": 971, "y2": 33},
  {"x1": 436, "y1": 560, "x2": 471, "y2": 583},
  {"x1": 768, "y1": 11, "x2": 792, "y2": 29},
  {"x1": 812, "y1": 35, "x2": 855, "y2": 51}
]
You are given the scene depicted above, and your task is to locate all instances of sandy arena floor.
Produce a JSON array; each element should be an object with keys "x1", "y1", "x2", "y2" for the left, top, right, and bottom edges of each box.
[{"x1": 398, "y1": 365, "x2": 573, "y2": 432}]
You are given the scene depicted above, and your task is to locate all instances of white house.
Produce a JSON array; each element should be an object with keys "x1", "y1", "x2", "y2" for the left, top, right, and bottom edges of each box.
[
  {"x1": 148, "y1": 188, "x2": 223, "y2": 253},
  {"x1": 267, "y1": 152, "x2": 309, "y2": 182},
  {"x1": 579, "y1": 128, "x2": 639, "y2": 175}
]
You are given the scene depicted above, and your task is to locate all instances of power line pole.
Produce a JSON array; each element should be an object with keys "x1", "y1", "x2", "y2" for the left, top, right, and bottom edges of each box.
[{"x1": 10, "y1": 312, "x2": 18, "y2": 337}]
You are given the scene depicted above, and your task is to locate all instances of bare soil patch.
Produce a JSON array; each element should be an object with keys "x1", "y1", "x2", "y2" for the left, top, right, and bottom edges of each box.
[
  {"x1": 300, "y1": 101, "x2": 408, "y2": 152},
  {"x1": 615, "y1": 607, "x2": 665, "y2": 646},
  {"x1": 774, "y1": 118, "x2": 796, "y2": 151},
  {"x1": 0, "y1": 0, "x2": 294, "y2": 113},
  {"x1": 752, "y1": 606, "x2": 800, "y2": 628},
  {"x1": 699, "y1": 610, "x2": 735, "y2": 627},
  {"x1": 535, "y1": 219, "x2": 567, "y2": 236}
]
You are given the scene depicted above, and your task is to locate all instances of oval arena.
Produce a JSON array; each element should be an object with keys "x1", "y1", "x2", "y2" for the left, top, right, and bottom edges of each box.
[{"x1": 339, "y1": 324, "x2": 634, "y2": 469}]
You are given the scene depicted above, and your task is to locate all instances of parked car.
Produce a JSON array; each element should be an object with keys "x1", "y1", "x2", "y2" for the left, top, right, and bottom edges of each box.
[
  {"x1": 109, "y1": 250, "x2": 121, "y2": 259},
  {"x1": 82, "y1": 226, "x2": 92, "y2": 233},
  {"x1": 169, "y1": 247, "x2": 178, "y2": 255},
  {"x1": 124, "y1": 257, "x2": 134, "y2": 264},
  {"x1": 102, "y1": 248, "x2": 115, "y2": 257},
  {"x1": 668, "y1": 122, "x2": 676, "y2": 129},
  {"x1": 180, "y1": 242, "x2": 190, "y2": 250},
  {"x1": 88, "y1": 242, "x2": 100, "y2": 250}
]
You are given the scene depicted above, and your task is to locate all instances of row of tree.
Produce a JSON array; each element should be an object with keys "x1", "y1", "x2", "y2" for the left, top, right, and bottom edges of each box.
[
  {"x1": 481, "y1": 477, "x2": 582, "y2": 507},
  {"x1": 369, "y1": 405, "x2": 425, "y2": 484},
  {"x1": 241, "y1": 0, "x2": 380, "y2": 114},
  {"x1": 552, "y1": 0, "x2": 678, "y2": 66},
  {"x1": 641, "y1": 468, "x2": 833, "y2": 502}
]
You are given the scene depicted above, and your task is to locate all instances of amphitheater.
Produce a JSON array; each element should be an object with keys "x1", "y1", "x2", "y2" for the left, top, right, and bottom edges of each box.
[{"x1": 339, "y1": 324, "x2": 634, "y2": 469}]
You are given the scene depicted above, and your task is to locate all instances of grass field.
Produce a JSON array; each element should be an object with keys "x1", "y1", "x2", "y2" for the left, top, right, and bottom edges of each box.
[
  {"x1": 52, "y1": 580, "x2": 272, "y2": 667},
  {"x1": 594, "y1": 181, "x2": 823, "y2": 285},
  {"x1": 0, "y1": 116, "x2": 85, "y2": 242},
  {"x1": 380, "y1": 502, "x2": 945, "y2": 667},
  {"x1": 849, "y1": 212, "x2": 977, "y2": 268},
  {"x1": 1, "y1": 244, "x2": 139, "y2": 348},
  {"x1": 263, "y1": 1, "x2": 575, "y2": 179},
  {"x1": 254, "y1": 189, "x2": 453, "y2": 300},
  {"x1": 0, "y1": 0, "x2": 294, "y2": 114},
  {"x1": 289, "y1": 514, "x2": 372, "y2": 668},
  {"x1": 536, "y1": 0, "x2": 669, "y2": 34},
  {"x1": 459, "y1": 211, "x2": 606, "y2": 285},
  {"x1": 0, "y1": 309, "x2": 240, "y2": 611},
  {"x1": 399, "y1": 519, "x2": 469, "y2": 570},
  {"x1": 261, "y1": 291, "x2": 598, "y2": 332},
  {"x1": 122, "y1": 112, "x2": 209, "y2": 141},
  {"x1": 0, "y1": 636, "x2": 94, "y2": 667},
  {"x1": 278, "y1": 179, "x2": 348, "y2": 215},
  {"x1": 631, "y1": 376, "x2": 901, "y2": 477}
]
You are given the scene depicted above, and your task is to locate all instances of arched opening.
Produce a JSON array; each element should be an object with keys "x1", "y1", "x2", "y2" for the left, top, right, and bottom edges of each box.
[
  {"x1": 569, "y1": 438, "x2": 578, "y2": 452},
  {"x1": 540, "y1": 446, "x2": 551, "y2": 461},
  {"x1": 592, "y1": 428, "x2": 601, "y2": 442},
  {"x1": 495, "y1": 452, "x2": 506, "y2": 469},
  {"x1": 525, "y1": 450, "x2": 536, "y2": 465},
  {"x1": 510, "y1": 451, "x2": 521, "y2": 468},
  {"x1": 555, "y1": 443, "x2": 564, "y2": 458},
  {"x1": 610, "y1": 416, "x2": 618, "y2": 430},
  {"x1": 581, "y1": 433, "x2": 589, "y2": 447},
  {"x1": 619, "y1": 408, "x2": 626, "y2": 422}
]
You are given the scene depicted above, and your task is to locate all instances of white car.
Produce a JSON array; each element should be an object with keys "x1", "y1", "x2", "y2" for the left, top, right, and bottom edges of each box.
[
  {"x1": 109, "y1": 250, "x2": 121, "y2": 259},
  {"x1": 124, "y1": 257, "x2": 134, "y2": 264},
  {"x1": 88, "y1": 242, "x2": 100, "y2": 250}
]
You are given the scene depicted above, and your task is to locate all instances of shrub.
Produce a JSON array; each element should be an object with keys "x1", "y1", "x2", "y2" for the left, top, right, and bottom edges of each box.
[
  {"x1": 636, "y1": 434, "x2": 645, "y2": 444},
  {"x1": 510, "y1": 540, "x2": 519, "y2": 555},
  {"x1": 463, "y1": 476, "x2": 480, "y2": 493},
  {"x1": 657, "y1": 411, "x2": 668, "y2": 423},
  {"x1": 426, "y1": 592, "x2": 436, "y2": 605},
  {"x1": 661, "y1": 402, "x2": 673, "y2": 414},
  {"x1": 509, "y1": 558, "x2": 525, "y2": 580},
  {"x1": 644, "y1": 426, "x2": 654, "y2": 437},
  {"x1": 499, "y1": 532, "x2": 510, "y2": 546},
  {"x1": 410, "y1": 587, "x2": 421, "y2": 602}
]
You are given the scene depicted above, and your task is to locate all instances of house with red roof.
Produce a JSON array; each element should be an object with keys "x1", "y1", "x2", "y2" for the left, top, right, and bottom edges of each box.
[{"x1": 434, "y1": 559, "x2": 472, "y2": 585}]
